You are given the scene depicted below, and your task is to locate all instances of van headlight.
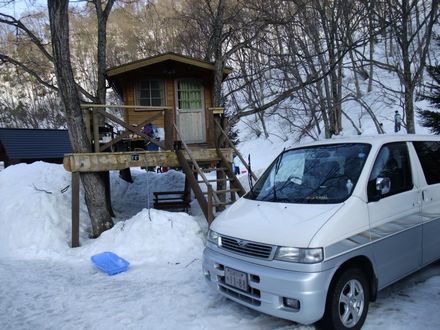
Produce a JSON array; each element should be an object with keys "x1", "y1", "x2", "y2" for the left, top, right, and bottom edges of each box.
[
  {"x1": 207, "y1": 230, "x2": 221, "y2": 246},
  {"x1": 275, "y1": 247, "x2": 323, "y2": 263}
]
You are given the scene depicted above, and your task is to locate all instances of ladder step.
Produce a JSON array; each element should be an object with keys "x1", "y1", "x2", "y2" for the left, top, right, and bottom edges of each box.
[
  {"x1": 197, "y1": 178, "x2": 230, "y2": 183},
  {"x1": 192, "y1": 167, "x2": 229, "y2": 173},
  {"x1": 216, "y1": 188, "x2": 240, "y2": 193}
]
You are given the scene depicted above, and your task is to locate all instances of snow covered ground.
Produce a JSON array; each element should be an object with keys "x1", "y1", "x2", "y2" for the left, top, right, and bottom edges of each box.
[{"x1": 0, "y1": 160, "x2": 439, "y2": 330}]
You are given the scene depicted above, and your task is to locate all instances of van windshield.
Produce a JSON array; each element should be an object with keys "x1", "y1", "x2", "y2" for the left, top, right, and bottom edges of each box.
[{"x1": 245, "y1": 143, "x2": 371, "y2": 204}]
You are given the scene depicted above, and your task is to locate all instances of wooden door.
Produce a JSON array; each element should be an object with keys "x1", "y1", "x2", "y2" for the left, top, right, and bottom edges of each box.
[{"x1": 176, "y1": 79, "x2": 205, "y2": 143}]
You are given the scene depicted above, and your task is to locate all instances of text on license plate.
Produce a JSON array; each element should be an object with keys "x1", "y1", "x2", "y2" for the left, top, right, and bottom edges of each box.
[{"x1": 224, "y1": 267, "x2": 248, "y2": 291}]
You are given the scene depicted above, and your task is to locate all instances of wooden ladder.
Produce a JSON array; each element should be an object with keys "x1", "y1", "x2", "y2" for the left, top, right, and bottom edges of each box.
[{"x1": 174, "y1": 125, "x2": 246, "y2": 224}]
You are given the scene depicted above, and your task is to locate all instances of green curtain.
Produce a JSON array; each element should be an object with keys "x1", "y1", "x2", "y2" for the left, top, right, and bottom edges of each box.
[{"x1": 178, "y1": 80, "x2": 202, "y2": 110}]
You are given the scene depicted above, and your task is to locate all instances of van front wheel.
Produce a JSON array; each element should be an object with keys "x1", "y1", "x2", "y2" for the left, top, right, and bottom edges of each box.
[{"x1": 321, "y1": 268, "x2": 370, "y2": 330}]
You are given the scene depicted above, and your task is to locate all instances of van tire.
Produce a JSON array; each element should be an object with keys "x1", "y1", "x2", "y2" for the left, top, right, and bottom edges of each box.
[{"x1": 319, "y1": 268, "x2": 370, "y2": 330}]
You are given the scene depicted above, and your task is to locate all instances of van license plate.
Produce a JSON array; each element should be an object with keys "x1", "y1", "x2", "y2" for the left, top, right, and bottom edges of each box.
[{"x1": 225, "y1": 267, "x2": 248, "y2": 291}]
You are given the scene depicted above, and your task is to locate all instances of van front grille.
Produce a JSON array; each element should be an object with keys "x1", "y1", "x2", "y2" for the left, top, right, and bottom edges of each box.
[
  {"x1": 220, "y1": 236, "x2": 273, "y2": 259},
  {"x1": 219, "y1": 285, "x2": 261, "y2": 306}
]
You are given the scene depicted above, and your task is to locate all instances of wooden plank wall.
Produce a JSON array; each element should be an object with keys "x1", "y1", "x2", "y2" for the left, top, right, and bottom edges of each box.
[{"x1": 121, "y1": 77, "x2": 215, "y2": 145}]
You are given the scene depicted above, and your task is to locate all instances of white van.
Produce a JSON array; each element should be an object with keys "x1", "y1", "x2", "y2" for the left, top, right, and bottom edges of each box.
[{"x1": 203, "y1": 135, "x2": 440, "y2": 330}]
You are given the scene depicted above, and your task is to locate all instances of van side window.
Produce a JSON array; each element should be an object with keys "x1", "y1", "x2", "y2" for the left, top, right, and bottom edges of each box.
[
  {"x1": 368, "y1": 143, "x2": 413, "y2": 200},
  {"x1": 413, "y1": 141, "x2": 440, "y2": 185}
]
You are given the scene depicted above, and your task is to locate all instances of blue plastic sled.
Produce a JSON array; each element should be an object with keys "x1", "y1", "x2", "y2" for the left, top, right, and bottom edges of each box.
[{"x1": 91, "y1": 252, "x2": 129, "y2": 276}]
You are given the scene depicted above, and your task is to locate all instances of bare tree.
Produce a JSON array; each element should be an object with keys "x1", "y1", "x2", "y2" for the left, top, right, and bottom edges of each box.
[
  {"x1": 47, "y1": 0, "x2": 113, "y2": 237},
  {"x1": 0, "y1": 12, "x2": 97, "y2": 101},
  {"x1": 371, "y1": 0, "x2": 439, "y2": 133},
  {"x1": 93, "y1": 0, "x2": 115, "y2": 104}
]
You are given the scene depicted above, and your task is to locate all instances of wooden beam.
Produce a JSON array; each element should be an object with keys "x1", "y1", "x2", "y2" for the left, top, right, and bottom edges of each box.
[
  {"x1": 208, "y1": 107, "x2": 225, "y2": 114},
  {"x1": 95, "y1": 108, "x2": 165, "y2": 149},
  {"x1": 71, "y1": 172, "x2": 80, "y2": 248},
  {"x1": 92, "y1": 110, "x2": 100, "y2": 152},
  {"x1": 63, "y1": 148, "x2": 234, "y2": 172},
  {"x1": 84, "y1": 109, "x2": 92, "y2": 142},
  {"x1": 207, "y1": 185, "x2": 214, "y2": 225},
  {"x1": 81, "y1": 104, "x2": 173, "y2": 110},
  {"x1": 164, "y1": 108, "x2": 174, "y2": 150},
  {"x1": 99, "y1": 111, "x2": 164, "y2": 152},
  {"x1": 176, "y1": 149, "x2": 209, "y2": 220}
]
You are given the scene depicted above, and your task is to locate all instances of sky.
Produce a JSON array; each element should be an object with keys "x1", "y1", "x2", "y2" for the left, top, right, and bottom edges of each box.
[{"x1": 0, "y1": 0, "x2": 46, "y2": 16}]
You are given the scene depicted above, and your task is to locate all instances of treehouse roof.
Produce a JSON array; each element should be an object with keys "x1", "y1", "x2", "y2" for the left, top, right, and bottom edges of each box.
[{"x1": 106, "y1": 52, "x2": 232, "y2": 78}]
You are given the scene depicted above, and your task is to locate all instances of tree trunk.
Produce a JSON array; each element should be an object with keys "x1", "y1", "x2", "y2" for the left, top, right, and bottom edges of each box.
[
  {"x1": 205, "y1": 0, "x2": 227, "y2": 209},
  {"x1": 93, "y1": 0, "x2": 115, "y2": 105},
  {"x1": 93, "y1": 0, "x2": 115, "y2": 218},
  {"x1": 48, "y1": 0, "x2": 113, "y2": 237},
  {"x1": 400, "y1": 0, "x2": 414, "y2": 133},
  {"x1": 368, "y1": 0, "x2": 375, "y2": 92},
  {"x1": 404, "y1": 83, "x2": 415, "y2": 133}
]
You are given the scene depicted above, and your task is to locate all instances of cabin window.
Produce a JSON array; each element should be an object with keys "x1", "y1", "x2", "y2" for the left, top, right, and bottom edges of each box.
[
  {"x1": 177, "y1": 80, "x2": 202, "y2": 110},
  {"x1": 137, "y1": 80, "x2": 164, "y2": 106}
]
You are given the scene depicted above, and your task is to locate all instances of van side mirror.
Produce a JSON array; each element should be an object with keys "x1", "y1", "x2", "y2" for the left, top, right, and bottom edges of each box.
[
  {"x1": 368, "y1": 177, "x2": 391, "y2": 202},
  {"x1": 376, "y1": 177, "x2": 391, "y2": 195}
]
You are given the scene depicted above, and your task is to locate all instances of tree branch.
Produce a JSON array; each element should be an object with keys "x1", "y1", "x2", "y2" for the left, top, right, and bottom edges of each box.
[
  {"x1": 0, "y1": 12, "x2": 54, "y2": 62},
  {"x1": 0, "y1": 12, "x2": 97, "y2": 102},
  {"x1": 0, "y1": 53, "x2": 58, "y2": 91}
]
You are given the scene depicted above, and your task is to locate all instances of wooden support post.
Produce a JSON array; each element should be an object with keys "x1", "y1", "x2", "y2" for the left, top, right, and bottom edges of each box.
[
  {"x1": 176, "y1": 150, "x2": 209, "y2": 219},
  {"x1": 207, "y1": 108, "x2": 215, "y2": 148},
  {"x1": 101, "y1": 171, "x2": 115, "y2": 217},
  {"x1": 71, "y1": 171, "x2": 80, "y2": 248},
  {"x1": 216, "y1": 163, "x2": 226, "y2": 211},
  {"x1": 183, "y1": 175, "x2": 191, "y2": 209},
  {"x1": 84, "y1": 109, "x2": 92, "y2": 143},
  {"x1": 208, "y1": 107, "x2": 224, "y2": 148},
  {"x1": 216, "y1": 149, "x2": 246, "y2": 197},
  {"x1": 207, "y1": 185, "x2": 214, "y2": 224},
  {"x1": 164, "y1": 108, "x2": 174, "y2": 150},
  {"x1": 92, "y1": 110, "x2": 100, "y2": 153}
]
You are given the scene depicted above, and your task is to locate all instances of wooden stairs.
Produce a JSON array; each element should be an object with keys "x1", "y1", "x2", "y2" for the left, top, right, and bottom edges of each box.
[
  {"x1": 176, "y1": 147, "x2": 245, "y2": 224},
  {"x1": 174, "y1": 123, "x2": 252, "y2": 224}
]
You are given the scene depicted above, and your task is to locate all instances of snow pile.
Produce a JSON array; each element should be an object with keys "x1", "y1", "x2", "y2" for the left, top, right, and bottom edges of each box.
[
  {"x1": 0, "y1": 162, "x2": 87, "y2": 259},
  {"x1": 77, "y1": 209, "x2": 204, "y2": 266},
  {"x1": 0, "y1": 163, "x2": 202, "y2": 265}
]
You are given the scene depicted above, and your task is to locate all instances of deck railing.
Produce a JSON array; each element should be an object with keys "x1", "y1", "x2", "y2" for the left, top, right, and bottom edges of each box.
[{"x1": 81, "y1": 104, "x2": 174, "y2": 152}]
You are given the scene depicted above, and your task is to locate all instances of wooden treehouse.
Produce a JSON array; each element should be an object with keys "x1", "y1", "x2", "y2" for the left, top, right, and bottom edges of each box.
[{"x1": 64, "y1": 52, "x2": 255, "y2": 247}]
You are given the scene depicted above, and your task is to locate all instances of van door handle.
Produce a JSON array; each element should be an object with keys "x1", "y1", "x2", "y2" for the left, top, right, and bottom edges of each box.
[{"x1": 422, "y1": 190, "x2": 425, "y2": 201}]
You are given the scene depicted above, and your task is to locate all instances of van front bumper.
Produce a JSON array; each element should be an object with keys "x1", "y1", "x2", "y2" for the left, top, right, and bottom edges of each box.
[{"x1": 202, "y1": 247, "x2": 333, "y2": 325}]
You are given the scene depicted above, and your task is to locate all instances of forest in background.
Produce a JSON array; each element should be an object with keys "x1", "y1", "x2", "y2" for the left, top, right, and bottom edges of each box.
[{"x1": 0, "y1": 0, "x2": 439, "y2": 140}]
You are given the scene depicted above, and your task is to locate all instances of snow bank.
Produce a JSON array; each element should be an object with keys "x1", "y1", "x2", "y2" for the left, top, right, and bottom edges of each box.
[
  {"x1": 0, "y1": 163, "x2": 203, "y2": 264},
  {"x1": 76, "y1": 208, "x2": 204, "y2": 266},
  {"x1": 0, "y1": 162, "x2": 88, "y2": 259}
]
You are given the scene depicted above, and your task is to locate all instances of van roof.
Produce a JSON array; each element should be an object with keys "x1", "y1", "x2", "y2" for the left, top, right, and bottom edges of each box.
[{"x1": 291, "y1": 134, "x2": 440, "y2": 149}]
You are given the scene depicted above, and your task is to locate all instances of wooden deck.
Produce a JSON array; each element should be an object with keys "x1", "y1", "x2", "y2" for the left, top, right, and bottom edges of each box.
[{"x1": 63, "y1": 148, "x2": 233, "y2": 172}]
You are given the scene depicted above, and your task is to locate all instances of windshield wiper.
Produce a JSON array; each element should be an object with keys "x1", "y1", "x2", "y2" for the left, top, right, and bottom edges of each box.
[{"x1": 248, "y1": 154, "x2": 255, "y2": 198}]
